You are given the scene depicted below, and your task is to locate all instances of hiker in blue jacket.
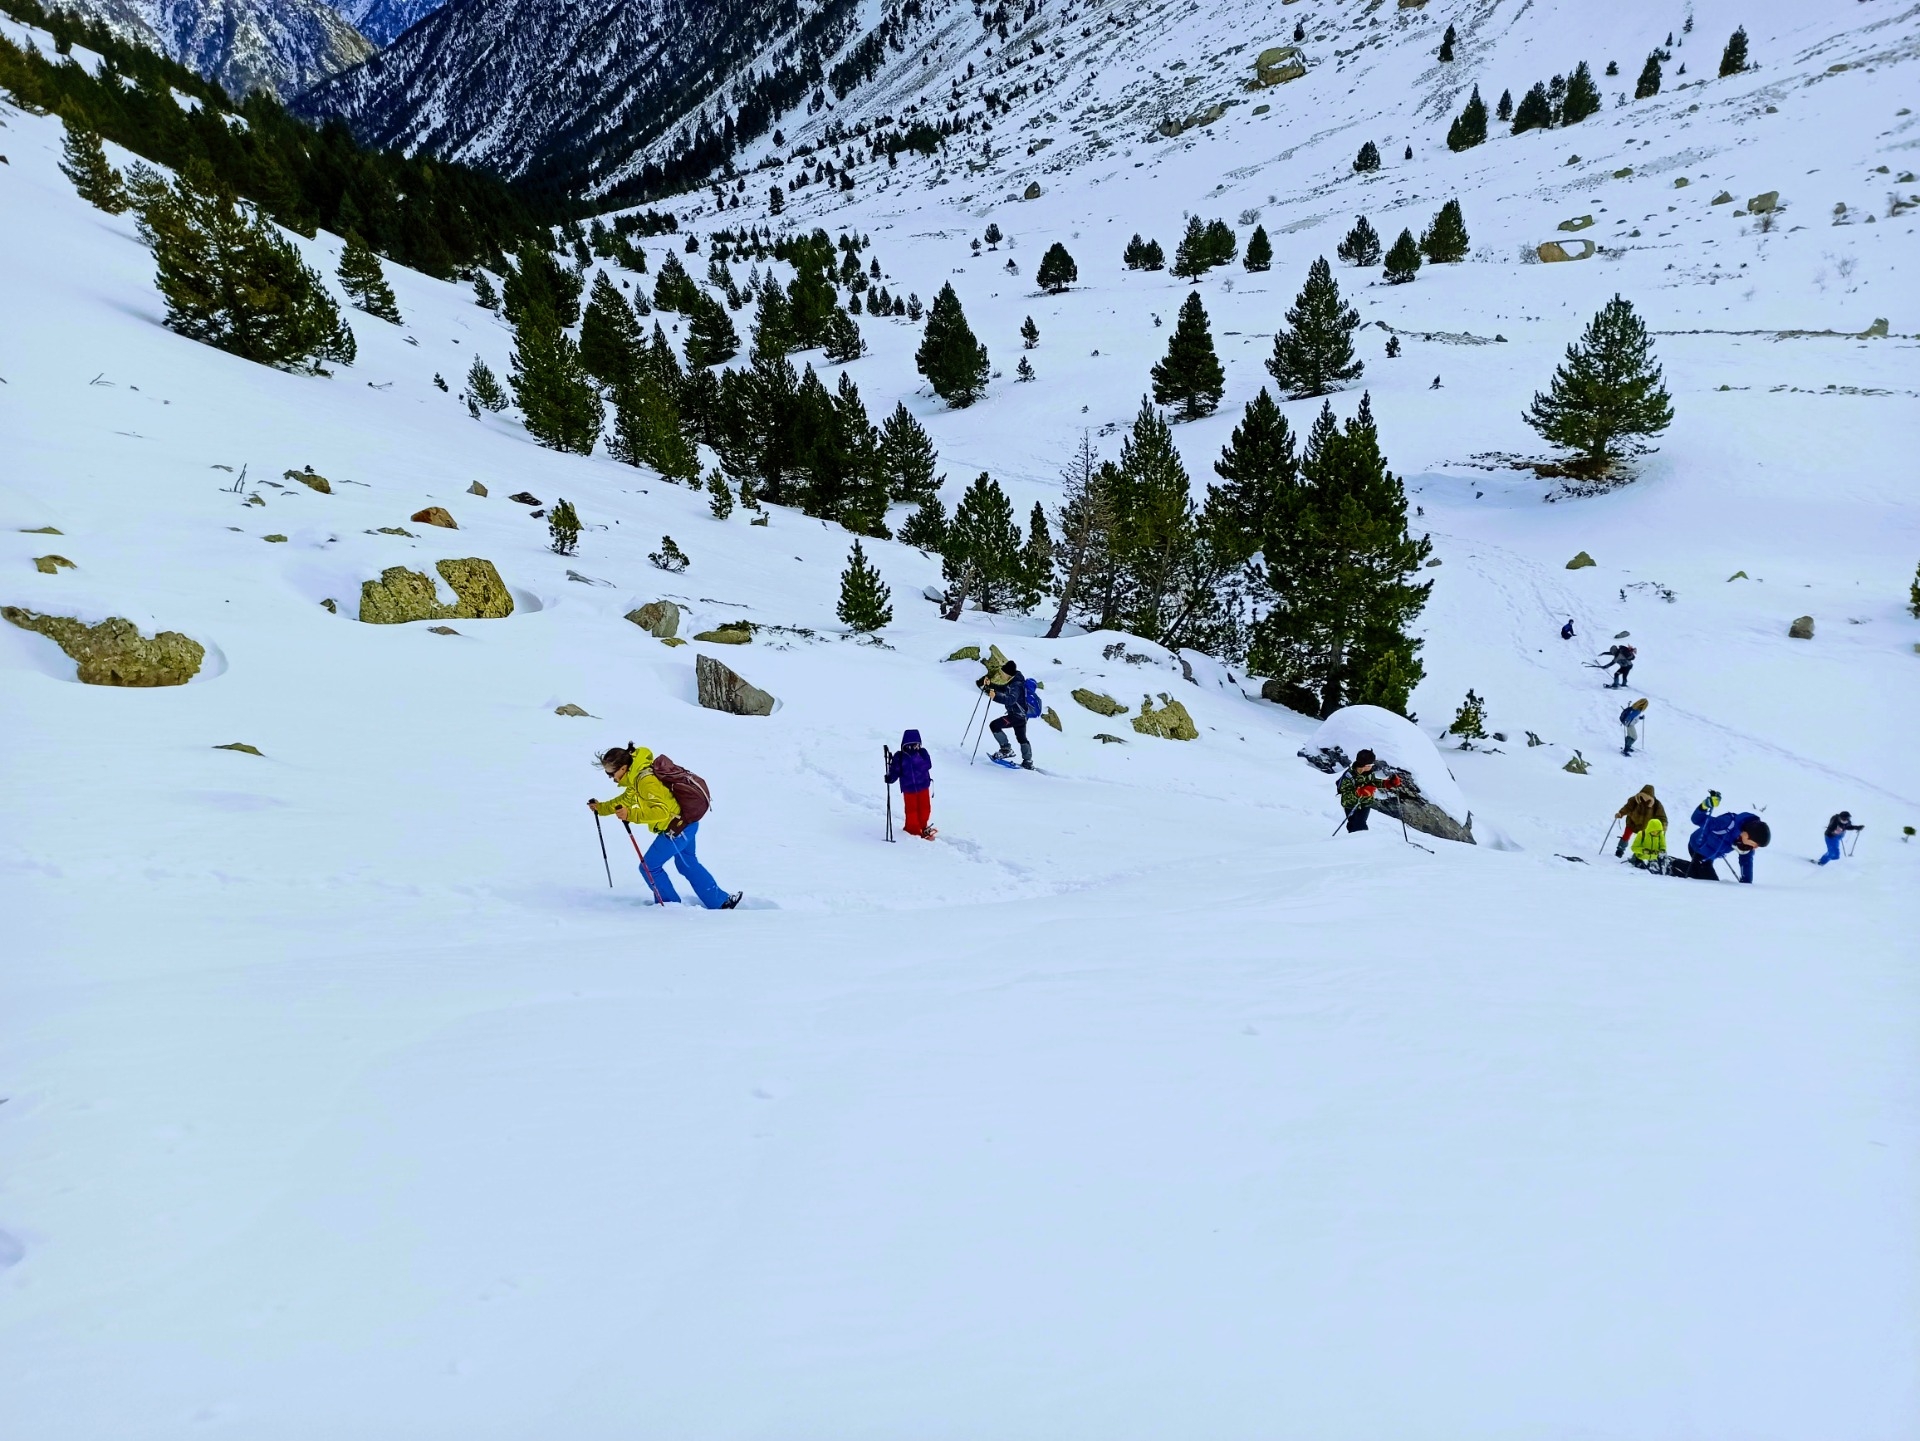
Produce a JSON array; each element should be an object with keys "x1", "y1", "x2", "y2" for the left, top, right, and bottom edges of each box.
[
  {"x1": 885, "y1": 729, "x2": 936, "y2": 839},
  {"x1": 1670, "y1": 791, "x2": 1770, "y2": 882},
  {"x1": 1817, "y1": 810, "x2": 1863, "y2": 865},
  {"x1": 980, "y1": 660, "x2": 1035, "y2": 769}
]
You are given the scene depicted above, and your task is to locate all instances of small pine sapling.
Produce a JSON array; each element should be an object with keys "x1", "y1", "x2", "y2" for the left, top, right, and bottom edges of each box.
[
  {"x1": 1907, "y1": 558, "x2": 1919, "y2": 618},
  {"x1": 707, "y1": 470, "x2": 735, "y2": 520},
  {"x1": 1020, "y1": 315, "x2": 1039, "y2": 348},
  {"x1": 58, "y1": 115, "x2": 128, "y2": 213},
  {"x1": 1383, "y1": 228, "x2": 1422, "y2": 284},
  {"x1": 1385, "y1": 334, "x2": 1401, "y2": 358},
  {"x1": 1266, "y1": 257, "x2": 1362, "y2": 397},
  {"x1": 836, "y1": 539, "x2": 894, "y2": 633},
  {"x1": 1016, "y1": 355, "x2": 1035, "y2": 382},
  {"x1": 1420, "y1": 199, "x2": 1470, "y2": 264},
  {"x1": 1438, "y1": 23, "x2": 1456, "y2": 62},
  {"x1": 473, "y1": 272, "x2": 500, "y2": 310},
  {"x1": 1512, "y1": 82, "x2": 1554, "y2": 133},
  {"x1": 1036, "y1": 242, "x2": 1079, "y2": 293},
  {"x1": 1635, "y1": 52, "x2": 1662, "y2": 98},
  {"x1": 649, "y1": 535, "x2": 690, "y2": 573},
  {"x1": 1244, "y1": 225, "x2": 1273, "y2": 272},
  {"x1": 548, "y1": 498, "x2": 581, "y2": 555},
  {"x1": 1448, "y1": 688, "x2": 1488, "y2": 745},
  {"x1": 1719, "y1": 27, "x2": 1748, "y2": 77},
  {"x1": 1353, "y1": 140, "x2": 1382, "y2": 173},
  {"x1": 1446, "y1": 86, "x2": 1488, "y2": 152},
  {"x1": 337, "y1": 233, "x2": 402, "y2": 324},
  {"x1": 1336, "y1": 216, "x2": 1381, "y2": 266},
  {"x1": 467, "y1": 355, "x2": 508, "y2": 411},
  {"x1": 1496, "y1": 88, "x2": 1514, "y2": 121}
]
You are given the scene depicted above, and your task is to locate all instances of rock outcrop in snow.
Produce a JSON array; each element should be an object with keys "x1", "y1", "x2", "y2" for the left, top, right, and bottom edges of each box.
[
  {"x1": 356, "y1": 559, "x2": 512, "y2": 625},
  {"x1": 1301, "y1": 706, "x2": 1475, "y2": 845},
  {"x1": 695, "y1": 653, "x2": 774, "y2": 716},
  {"x1": 3, "y1": 606, "x2": 205, "y2": 686}
]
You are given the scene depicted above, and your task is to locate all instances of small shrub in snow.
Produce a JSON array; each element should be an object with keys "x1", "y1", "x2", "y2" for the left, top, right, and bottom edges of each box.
[
  {"x1": 548, "y1": 498, "x2": 581, "y2": 556},
  {"x1": 1448, "y1": 688, "x2": 1488, "y2": 744},
  {"x1": 836, "y1": 540, "x2": 894, "y2": 632},
  {"x1": 649, "y1": 535, "x2": 690, "y2": 573},
  {"x1": 706, "y1": 470, "x2": 735, "y2": 520}
]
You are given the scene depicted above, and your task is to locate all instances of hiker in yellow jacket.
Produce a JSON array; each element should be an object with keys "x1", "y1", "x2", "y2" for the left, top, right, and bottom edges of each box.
[
  {"x1": 588, "y1": 745, "x2": 739, "y2": 909},
  {"x1": 1628, "y1": 815, "x2": 1669, "y2": 872}
]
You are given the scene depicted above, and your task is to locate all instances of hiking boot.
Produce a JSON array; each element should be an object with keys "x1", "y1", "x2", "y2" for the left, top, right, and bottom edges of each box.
[
  {"x1": 1020, "y1": 760, "x2": 1035, "y2": 770},
  {"x1": 1615, "y1": 841, "x2": 1627, "y2": 858},
  {"x1": 721, "y1": 892, "x2": 742, "y2": 910}
]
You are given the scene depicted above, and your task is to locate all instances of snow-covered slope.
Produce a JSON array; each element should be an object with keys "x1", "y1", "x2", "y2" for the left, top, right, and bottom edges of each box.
[
  {"x1": 326, "y1": 0, "x2": 442, "y2": 48},
  {"x1": 4, "y1": 2, "x2": 1920, "y2": 1436},
  {"x1": 45, "y1": 0, "x2": 372, "y2": 98}
]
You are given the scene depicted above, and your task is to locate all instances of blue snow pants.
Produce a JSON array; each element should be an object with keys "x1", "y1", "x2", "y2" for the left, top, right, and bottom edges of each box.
[
  {"x1": 640, "y1": 821, "x2": 730, "y2": 907},
  {"x1": 1818, "y1": 833, "x2": 1844, "y2": 865}
]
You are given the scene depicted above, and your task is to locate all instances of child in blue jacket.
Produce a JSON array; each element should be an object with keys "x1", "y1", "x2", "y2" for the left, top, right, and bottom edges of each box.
[
  {"x1": 885, "y1": 729, "x2": 936, "y2": 839},
  {"x1": 1671, "y1": 792, "x2": 1770, "y2": 882},
  {"x1": 1817, "y1": 811, "x2": 1863, "y2": 865}
]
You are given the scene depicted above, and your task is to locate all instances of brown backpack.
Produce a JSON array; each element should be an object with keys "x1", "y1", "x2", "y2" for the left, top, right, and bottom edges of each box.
[{"x1": 647, "y1": 753, "x2": 711, "y2": 830}]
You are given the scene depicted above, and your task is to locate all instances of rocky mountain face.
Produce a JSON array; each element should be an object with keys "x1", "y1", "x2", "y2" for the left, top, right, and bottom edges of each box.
[
  {"x1": 48, "y1": 0, "x2": 372, "y2": 98},
  {"x1": 327, "y1": 0, "x2": 445, "y2": 48},
  {"x1": 295, "y1": 0, "x2": 891, "y2": 201}
]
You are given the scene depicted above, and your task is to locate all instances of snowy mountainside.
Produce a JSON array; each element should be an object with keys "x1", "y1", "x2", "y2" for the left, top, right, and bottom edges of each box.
[
  {"x1": 44, "y1": 0, "x2": 372, "y2": 97},
  {"x1": 5, "y1": 1, "x2": 1920, "y2": 1435},
  {"x1": 327, "y1": 0, "x2": 443, "y2": 48}
]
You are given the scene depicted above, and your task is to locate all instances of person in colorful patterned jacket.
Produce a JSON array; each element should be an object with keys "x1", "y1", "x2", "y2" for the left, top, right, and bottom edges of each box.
[
  {"x1": 1336, "y1": 749, "x2": 1403, "y2": 832},
  {"x1": 588, "y1": 745, "x2": 740, "y2": 909}
]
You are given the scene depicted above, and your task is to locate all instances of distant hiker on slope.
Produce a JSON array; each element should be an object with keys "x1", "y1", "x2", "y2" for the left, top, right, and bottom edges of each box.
[
  {"x1": 589, "y1": 745, "x2": 741, "y2": 909},
  {"x1": 1613, "y1": 783, "x2": 1668, "y2": 858},
  {"x1": 1817, "y1": 810, "x2": 1863, "y2": 865},
  {"x1": 1599, "y1": 643, "x2": 1636, "y2": 689},
  {"x1": 1336, "y1": 748, "x2": 1403, "y2": 833},
  {"x1": 1561, "y1": 618, "x2": 1576, "y2": 640},
  {"x1": 1668, "y1": 791, "x2": 1769, "y2": 883},
  {"x1": 885, "y1": 729, "x2": 937, "y2": 839},
  {"x1": 980, "y1": 659, "x2": 1036, "y2": 769},
  {"x1": 1619, "y1": 697, "x2": 1649, "y2": 756}
]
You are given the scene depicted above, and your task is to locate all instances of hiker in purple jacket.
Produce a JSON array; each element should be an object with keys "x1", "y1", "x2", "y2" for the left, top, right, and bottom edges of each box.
[{"x1": 885, "y1": 729, "x2": 937, "y2": 838}]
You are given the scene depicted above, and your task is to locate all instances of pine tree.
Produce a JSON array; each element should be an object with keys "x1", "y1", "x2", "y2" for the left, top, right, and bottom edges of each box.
[
  {"x1": 824, "y1": 307, "x2": 866, "y2": 363},
  {"x1": 1210, "y1": 387, "x2": 1299, "y2": 568},
  {"x1": 1266, "y1": 257, "x2": 1362, "y2": 397},
  {"x1": 649, "y1": 536, "x2": 690, "y2": 572},
  {"x1": 1420, "y1": 199, "x2": 1470, "y2": 263},
  {"x1": 511, "y1": 320, "x2": 602, "y2": 454},
  {"x1": 915, "y1": 282, "x2": 990, "y2": 407},
  {"x1": 1244, "y1": 225, "x2": 1273, "y2": 272},
  {"x1": 1336, "y1": 216, "x2": 1382, "y2": 266},
  {"x1": 1171, "y1": 216, "x2": 1212, "y2": 280},
  {"x1": 1249, "y1": 395, "x2": 1431, "y2": 716},
  {"x1": 1044, "y1": 434, "x2": 1116, "y2": 637},
  {"x1": 1438, "y1": 23, "x2": 1456, "y2": 62},
  {"x1": 1016, "y1": 355, "x2": 1035, "y2": 382},
  {"x1": 836, "y1": 539, "x2": 894, "y2": 632},
  {"x1": 1635, "y1": 52, "x2": 1662, "y2": 99},
  {"x1": 905, "y1": 292, "x2": 923, "y2": 322},
  {"x1": 878, "y1": 402, "x2": 940, "y2": 504},
  {"x1": 473, "y1": 272, "x2": 500, "y2": 310},
  {"x1": 1562, "y1": 61, "x2": 1602, "y2": 124},
  {"x1": 548, "y1": 498, "x2": 581, "y2": 556},
  {"x1": 1524, "y1": 294, "x2": 1674, "y2": 476},
  {"x1": 1548, "y1": 73, "x2": 1569, "y2": 124},
  {"x1": 1447, "y1": 688, "x2": 1488, "y2": 742},
  {"x1": 1385, "y1": 334, "x2": 1401, "y2": 358},
  {"x1": 1446, "y1": 86, "x2": 1488, "y2": 152},
  {"x1": 1021, "y1": 315, "x2": 1040, "y2": 348},
  {"x1": 1036, "y1": 241, "x2": 1079, "y2": 293},
  {"x1": 1512, "y1": 81, "x2": 1554, "y2": 133},
  {"x1": 610, "y1": 372, "x2": 697, "y2": 479},
  {"x1": 1019, "y1": 502, "x2": 1055, "y2": 611},
  {"x1": 652, "y1": 252, "x2": 700, "y2": 313},
  {"x1": 336, "y1": 232, "x2": 401, "y2": 323},
  {"x1": 502, "y1": 238, "x2": 583, "y2": 330},
  {"x1": 58, "y1": 114, "x2": 128, "y2": 213},
  {"x1": 1719, "y1": 27, "x2": 1749, "y2": 78},
  {"x1": 578, "y1": 271, "x2": 643, "y2": 387},
  {"x1": 943, "y1": 472, "x2": 1026, "y2": 611},
  {"x1": 1151, "y1": 289, "x2": 1226, "y2": 420},
  {"x1": 706, "y1": 469, "x2": 735, "y2": 519},
  {"x1": 685, "y1": 289, "x2": 741, "y2": 367},
  {"x1": 1383, "y1": 228, "x2": 1422, "y2": 284},
  {"x1": 1123, "y1": 234, "x2": 1166, "y2": 271},
  {"x1": 467, "y1": 355, "x2": 508, "y2": 411},
  {"x1": 1106, "y1": 398, "x2": 1205, "y2": 645},
  {"x1": 1354, "y1": 141, "x2": 1382, "y2": 174},
  {"x1": 138, "y1": 177, "x2": 355, "y2": 371},
  {"x1": 1202, "y1": 220, "x2": 1238, "y2": 267},
  {"x1": 1496, "y1": 88, "x2": 1514, "y2": 122},
  {"x1": 786, "y1": 261, "x2": 839, "y2": 349},
  {"x1": 1909, "y1": 559, "x2": 1920, "y2": 619},
  {"x1": 899, "y1": 495, "x2": 949, "y2": 551},
  {"x1": 752, "y1": 284, "x2": 795, "y2": 361}
]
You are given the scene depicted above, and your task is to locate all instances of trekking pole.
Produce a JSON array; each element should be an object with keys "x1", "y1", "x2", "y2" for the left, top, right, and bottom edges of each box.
[
  {"x1": 1398, "y1": 811, "x2": 1434, "y2": 854},
  {"x1": 1597, "y1": 819, "x2": 1616, "y2": 857},
  {"x1": 970, "y1": 705, "x2": 989, "y2": 765},
  {"x1": 620, "y1": 819, "x2": 668, "y2": 905},
  {"x1": 960, "y1": 689, "x2": 983, "y2": 746},
  {"x1": 1848, "y1": 829, "x2": 1860, "y2": 857},
  {"x1": 594, "y1": 811, "x2": 613, "y2": 887},
  {"x1": 1331, "y1": 807, "x2": 1358, "y2": 837},
  {"x1": 883, "y1": 745, "x2": 895, "y2": 843}
]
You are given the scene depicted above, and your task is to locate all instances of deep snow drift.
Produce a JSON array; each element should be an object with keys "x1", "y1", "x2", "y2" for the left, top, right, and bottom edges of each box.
[{"x1": 3, "y1": 2, "x2": 1918, "y2": 1436}]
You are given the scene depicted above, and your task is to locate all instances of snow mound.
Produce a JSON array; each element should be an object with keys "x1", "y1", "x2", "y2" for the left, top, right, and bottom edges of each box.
[{"x1": 1305, "y1": 705, "x2": 1472, "y2": 826}]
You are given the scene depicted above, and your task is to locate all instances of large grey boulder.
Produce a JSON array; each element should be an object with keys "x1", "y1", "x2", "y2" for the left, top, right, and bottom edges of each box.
[
  {"x1": 1789, "y1": 615, "x2": 1814, "y2": 640},
  {"x1": 626, "y1": 600, "x2": 681, "y2": 638},
  {"x1": 696, "y1": 654, "x2": 775, "y2": 716},
  {"x1": 358, "y1": 559, "x2": 512, "y2": 624}
]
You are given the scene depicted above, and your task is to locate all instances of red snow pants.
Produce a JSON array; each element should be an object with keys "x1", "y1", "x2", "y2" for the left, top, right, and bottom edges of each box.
[{"x1": 903, "y1": 789, "x2": 932, "y2": 836}]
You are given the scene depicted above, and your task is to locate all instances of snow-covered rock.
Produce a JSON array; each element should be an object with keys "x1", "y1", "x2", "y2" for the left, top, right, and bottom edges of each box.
[{"x1": 1303, "y1": 703, "x2": 1473, "y2": 841}]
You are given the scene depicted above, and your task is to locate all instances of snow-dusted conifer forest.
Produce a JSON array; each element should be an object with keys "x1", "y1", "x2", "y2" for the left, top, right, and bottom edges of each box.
[{"x1": 3, "y1": 1, "x2": 1917, "y2": 1435}]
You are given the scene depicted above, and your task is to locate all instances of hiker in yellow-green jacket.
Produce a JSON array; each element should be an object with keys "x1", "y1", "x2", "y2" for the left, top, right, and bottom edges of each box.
[{"x1": 588, "y1": 744, "x2": 740, "y2": 909}]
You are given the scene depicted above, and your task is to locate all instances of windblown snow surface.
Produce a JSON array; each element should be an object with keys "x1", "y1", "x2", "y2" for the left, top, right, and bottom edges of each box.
[{"x1": 3, "y1": 2, "x2": 1918, "y2": 1436}]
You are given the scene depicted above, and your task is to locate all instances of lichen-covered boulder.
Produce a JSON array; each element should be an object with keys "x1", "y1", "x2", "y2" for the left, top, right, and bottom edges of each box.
[
  {"x1": 411, "y1": 506, "x2": 457, "y2": 529},
  {"x1": 284, "y1": 467, "x2": 331, "y2": 494},
  {"x1": 1711, "y1": 191, "x2": 1734, "y2": 205},
  {"x1": 467, "y1": 480, "x2": 488, "y2": 497},
  {"x1": 1557, "y1": 215, "x2": 1596, "y2": 232},
  {"x1": 696, "y1": 654, "x2": 775, "y2": 716},
  {"x1": 1041, "y1": 706, "x2": 1062, "y2": 731},
  {"x1": 660, "y1": 637, "x2": 687, "y2": 648},
  {"x1": 1094, "y1": 732, "x2": 1127, "y2": 744},
  {"x1": 20, "y1": 525, "x2": 61, "y2": 535},
  {"x1": 1072, "y1": 687, "x2": 1127, "y2": 717},
  {"x1": 554, "y1": 703, "x2": 592, "y2": 717},
  {"x1": 214, "y1": 742, "x2": 263, "y2": 756},
  {"x1": 1789, "y1": 615, "x2": 1814, "y2": 639},
  {"x1": 626, "y1": 600, "x2": 681, "y2": 639},
  {"x1": 358, "y1": 559, "x2": 512, "y2": 624},
  {"x1": 1132, "y1": 693, "x2": 1198, "y2": 740},
  {"x1": 693, "y1": 627, "x2": 751, "y2": 644},
  {"x1": 1563, "y1": 751, "x2": 1590, "y2": 775},
  {"x1": 944, "y1": 644, "x2": 982, "y2": 662},
  {"x1": 3, "y1": 606, "x2": 205, "y2": 686},
  {"x1": 1748, "y1": 190, "x2": 1780, "y2": 214},
  {"x1": 263, "y1": 534, "x2": 287, "y2": 543},
  {"x1": 33, "y1": 554, "x2": 75, "y2": 574},
  {"x1": 1253, "y1": 45, "x2": 1306, "y2": 86},
  {"x1": 1024, "y1": 181, "x2": 1042, "y2": 200},
  {"x1": 1538, "y1": 239, "x2": 1596, "y2": 262},
  {"x1": 1566, "y1": 551, "x2": 1597, "y2": 569}
]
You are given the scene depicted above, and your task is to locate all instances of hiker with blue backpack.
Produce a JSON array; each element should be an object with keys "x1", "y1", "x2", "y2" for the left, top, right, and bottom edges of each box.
[{"x1": 980, "y1": 658, "x2": 1039, "y2": 769}]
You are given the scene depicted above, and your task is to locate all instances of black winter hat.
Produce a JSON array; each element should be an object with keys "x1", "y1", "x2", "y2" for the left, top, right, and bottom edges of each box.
[{"x1": 1353, "y1": 748, "x2": 1377, "y2": 768}]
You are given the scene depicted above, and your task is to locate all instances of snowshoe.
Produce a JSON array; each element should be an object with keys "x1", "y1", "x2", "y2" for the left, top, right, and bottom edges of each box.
[
  {"x1": 990, "y1": 754, "x2": 1022, "y2": 770},
  {"x1": 920, "y1": 826, "x2": 939, "y2": 840}
]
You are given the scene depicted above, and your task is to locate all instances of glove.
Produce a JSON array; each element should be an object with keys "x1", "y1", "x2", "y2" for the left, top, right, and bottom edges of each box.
[
  {"x1": 1704, "y1": 791, "x2": 1721, "y2": 811},
  {"x1": 1384, "y1": 775, "x2": 1403, "y2": 789},
  {"x1": 1356, "y1": 784, "x2": 1376, "y2": 800}
]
